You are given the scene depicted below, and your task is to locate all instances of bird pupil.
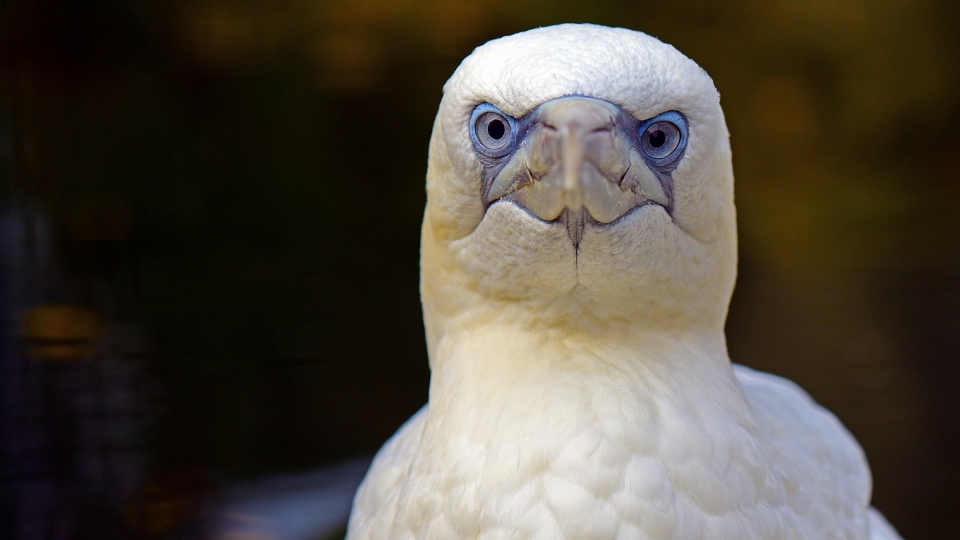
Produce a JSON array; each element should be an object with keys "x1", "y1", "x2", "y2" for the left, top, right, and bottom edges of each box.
[
  {"x1": 488, "y1": 120, "x2": 505, "y2": 140},
  {"x1": 649, "y1": 129, "x2": 666, "y2": 148}
]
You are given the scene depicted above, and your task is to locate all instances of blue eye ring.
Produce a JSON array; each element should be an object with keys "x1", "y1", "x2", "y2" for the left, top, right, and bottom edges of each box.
[
  {"x1": 637, "y1": 111, "x2": 688, "y2": 170},
  {"x1": 469, "y1": 103, "x2": 518, "y2": 158}
]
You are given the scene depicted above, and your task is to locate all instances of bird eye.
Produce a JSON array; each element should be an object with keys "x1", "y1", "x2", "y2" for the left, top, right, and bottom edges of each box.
[
  {"x1": 477, "y1": 113, "x2": 509, "y2": 148},
  {"x1": 641, "y1": 121, "x2": 680, "y2": 158},
  {"x1": 638, "y1": 112, "x2": 688, "y2": 168},
  {"x1": 470, "y1": 104, "x2": 516, "y2": 156}
]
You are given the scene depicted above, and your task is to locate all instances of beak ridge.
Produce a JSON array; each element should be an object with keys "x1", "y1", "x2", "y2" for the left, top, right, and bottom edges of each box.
[{"x1": 561, "y1": 125, "x2": 586, "y2": 212}]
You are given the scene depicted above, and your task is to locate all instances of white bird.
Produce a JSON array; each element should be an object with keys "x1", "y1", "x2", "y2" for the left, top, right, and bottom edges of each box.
[{"x1": 347, "y1": 24, "x2": 902, "y2": 540}]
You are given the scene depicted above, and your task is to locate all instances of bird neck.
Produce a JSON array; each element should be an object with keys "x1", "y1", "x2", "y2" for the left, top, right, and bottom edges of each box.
[
  {"x1": 424, "y1": 312, "x2": 744, "y2": 426},
  {"x1": 416, "y1": 315, "x2": 765, "y2": 517}
]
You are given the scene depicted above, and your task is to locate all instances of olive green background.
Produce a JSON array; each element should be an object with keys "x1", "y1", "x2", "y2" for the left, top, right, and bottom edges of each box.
[{"x1": 2, "y1": 0, "x2": 959, "y2": 537}]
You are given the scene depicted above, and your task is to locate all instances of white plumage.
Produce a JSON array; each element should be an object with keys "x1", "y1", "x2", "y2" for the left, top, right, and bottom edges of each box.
[{"x1": 346, "y1": 24, "x2": 901, "y2": 540}]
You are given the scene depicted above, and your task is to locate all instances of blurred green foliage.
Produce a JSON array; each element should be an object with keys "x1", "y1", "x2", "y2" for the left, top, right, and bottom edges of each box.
[{"x1": 2, "y1": 0, "x2": 959, "y2": 537}]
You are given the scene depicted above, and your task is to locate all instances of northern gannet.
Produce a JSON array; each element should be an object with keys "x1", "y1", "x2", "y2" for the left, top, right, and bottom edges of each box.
[{"x1": 347, "y1": 24, "x2": 901, "y2": 540}]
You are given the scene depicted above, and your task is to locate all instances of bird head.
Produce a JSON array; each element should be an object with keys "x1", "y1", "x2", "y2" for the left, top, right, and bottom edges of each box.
[{"x1": 421, "y1": 24, "x2": 736, "y2": 357}]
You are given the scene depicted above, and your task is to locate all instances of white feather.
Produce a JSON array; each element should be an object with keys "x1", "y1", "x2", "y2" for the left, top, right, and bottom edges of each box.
[{"x1": 347, "y1": 24, "x2": 901, "y2": 540}]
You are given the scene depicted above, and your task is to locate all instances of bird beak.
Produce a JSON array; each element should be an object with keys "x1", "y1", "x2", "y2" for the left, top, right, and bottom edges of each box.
[
  {"x1": 559, "y1": 118, "x2": 587, "y2": 212},
  {"x1": 485, "y1": 97, "x2": 669, "y2": 246}
]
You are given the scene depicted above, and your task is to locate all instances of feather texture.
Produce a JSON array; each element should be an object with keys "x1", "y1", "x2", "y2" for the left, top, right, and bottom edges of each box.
[{"x1": 346, "y1": 24, "x2": 900, "y2": 540}]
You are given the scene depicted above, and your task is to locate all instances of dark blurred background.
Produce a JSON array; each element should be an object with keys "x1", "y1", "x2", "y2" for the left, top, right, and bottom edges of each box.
[{"x1": 0, "y1": 0, "x2": 958, "y2": 538}]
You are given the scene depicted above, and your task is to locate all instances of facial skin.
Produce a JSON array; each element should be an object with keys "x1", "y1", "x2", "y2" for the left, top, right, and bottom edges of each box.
[{"x1": 473, "y1": 96, "x2": 683, "y2": 248}]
